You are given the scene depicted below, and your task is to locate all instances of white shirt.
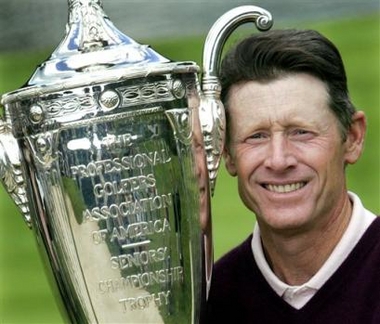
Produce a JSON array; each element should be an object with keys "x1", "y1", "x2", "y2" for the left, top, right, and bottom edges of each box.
[{"x1": 251, "y1": 192, "x2": 377, "y2": 309}]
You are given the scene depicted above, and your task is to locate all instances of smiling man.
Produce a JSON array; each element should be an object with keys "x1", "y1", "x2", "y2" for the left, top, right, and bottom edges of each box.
[{"x1": 206, "y1": 30, "x2": 380, "y2": 323}]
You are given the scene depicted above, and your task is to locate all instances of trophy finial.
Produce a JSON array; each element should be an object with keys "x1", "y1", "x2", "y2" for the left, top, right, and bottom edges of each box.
[
  {"x1": 67, "y1": 0, "x2": 125, "y2": 52},
  {"x1": 68, "y1": 0, "x2": 108, "y2": 52}
]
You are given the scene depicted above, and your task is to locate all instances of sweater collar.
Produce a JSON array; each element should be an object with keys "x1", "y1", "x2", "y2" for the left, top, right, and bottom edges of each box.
[{"x1": 251, "y1": 191, "x2": 376, "y2": 309}]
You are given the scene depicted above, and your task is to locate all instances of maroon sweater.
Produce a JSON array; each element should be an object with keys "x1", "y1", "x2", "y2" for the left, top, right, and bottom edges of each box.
[{"x1": 206, "y1": 217, "x2": 380, "y2": 324}]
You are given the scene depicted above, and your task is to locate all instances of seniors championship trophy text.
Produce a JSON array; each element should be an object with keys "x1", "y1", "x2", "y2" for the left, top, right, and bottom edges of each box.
[{"x1": 0, "y1": 1, "x2": 272, "y2": 322}]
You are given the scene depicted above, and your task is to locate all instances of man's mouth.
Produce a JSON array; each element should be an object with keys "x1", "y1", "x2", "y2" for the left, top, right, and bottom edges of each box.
[{"x1": 263, "y1": 182, "x2": 307, "y2": 193}]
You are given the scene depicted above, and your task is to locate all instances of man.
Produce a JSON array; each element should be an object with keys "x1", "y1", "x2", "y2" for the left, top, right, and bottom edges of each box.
[{"x1": 206, "y1": 29, "x2": 380, "y2": 323}]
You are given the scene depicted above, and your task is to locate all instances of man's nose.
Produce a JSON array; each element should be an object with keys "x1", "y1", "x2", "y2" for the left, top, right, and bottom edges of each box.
[{"x1": 263, "y1": 134, "x2": 297, "y2": 171}]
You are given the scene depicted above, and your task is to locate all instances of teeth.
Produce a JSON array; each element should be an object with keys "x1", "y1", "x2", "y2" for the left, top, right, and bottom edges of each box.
[{"x1": 266, "y1": 182, "x2": 305, "y2": 193}]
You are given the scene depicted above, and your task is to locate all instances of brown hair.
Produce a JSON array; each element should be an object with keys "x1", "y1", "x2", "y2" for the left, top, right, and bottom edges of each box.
[{"x1": 220, "y1": 29, "x2": 356, "y2": 140}]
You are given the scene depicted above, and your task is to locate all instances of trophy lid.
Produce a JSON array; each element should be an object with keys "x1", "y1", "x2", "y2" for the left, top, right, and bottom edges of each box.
[
  {"x1": 29, "y1": 0, "x2": 169, "y2": 84},
  {"x1": 2, "y1": 0, "x2": 198, "y2": 104}
]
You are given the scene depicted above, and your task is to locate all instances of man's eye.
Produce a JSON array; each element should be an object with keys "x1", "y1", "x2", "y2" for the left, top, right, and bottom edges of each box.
[
  {"x1": 291, "y1": 129, "x2": 314, "y2": 139},
  {"x1": 250, "y1": 133, "x2": 266, "y2": 139},
  {"x1": 246, "y1": 132, "x2": 268, "y2": 143},
  {"x1": 295, "y1": 129, "x2": 309, "y2": 135}
]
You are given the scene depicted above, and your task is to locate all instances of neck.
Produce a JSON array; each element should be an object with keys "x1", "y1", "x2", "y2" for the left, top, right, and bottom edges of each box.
[{"x1": 259, "y1": 195, "x2": 353, "y2": 286}]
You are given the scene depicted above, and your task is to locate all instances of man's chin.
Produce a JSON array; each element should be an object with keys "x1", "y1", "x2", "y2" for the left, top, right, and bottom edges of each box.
[{"x1": 257, "y1": 208, "x2": 314, "y2": 234}]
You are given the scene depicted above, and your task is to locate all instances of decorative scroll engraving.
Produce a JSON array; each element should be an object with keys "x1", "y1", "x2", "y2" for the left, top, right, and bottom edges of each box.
[
  {"x1": 40, "y1": 94, "x2": 96, "y2": 118},
  {"x1": 27, "y1": 81, "x2": 177, "y2": 128},
  {"x1": 118, "y1": 81, "x2": 174, "y2": 107}
]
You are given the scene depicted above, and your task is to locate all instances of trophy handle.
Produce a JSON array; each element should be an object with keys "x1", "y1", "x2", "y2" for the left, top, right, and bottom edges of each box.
[
  {"x1": 0, "y1": 110, "x2": 31, "y2": 228},
  {"x1": 200, "y1": 5, "x2": 273, "y2": 195}
]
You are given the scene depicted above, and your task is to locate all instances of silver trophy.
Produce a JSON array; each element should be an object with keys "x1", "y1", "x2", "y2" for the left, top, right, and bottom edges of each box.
[{"x1": 0, "y1": 1, "x2": 272, "y2": 323}]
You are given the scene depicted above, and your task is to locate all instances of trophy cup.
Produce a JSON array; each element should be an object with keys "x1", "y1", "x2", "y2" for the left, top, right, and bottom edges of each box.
[{"x1": 0, "y1": 1, "x2": 272, "y2": 323}]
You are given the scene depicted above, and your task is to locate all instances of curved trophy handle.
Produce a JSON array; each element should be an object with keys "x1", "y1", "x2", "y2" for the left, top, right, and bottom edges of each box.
[
  {"x1": 0, "y1": 111, "x2": 31, "y2": 228},
  {"x1": 200, "y1": 5, "x2": 273, "y2": 195}
]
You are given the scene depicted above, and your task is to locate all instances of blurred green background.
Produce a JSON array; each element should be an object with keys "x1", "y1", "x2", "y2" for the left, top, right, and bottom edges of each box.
[{"x1": 1, "y1": 12, "x2": 379, "y2": 324}]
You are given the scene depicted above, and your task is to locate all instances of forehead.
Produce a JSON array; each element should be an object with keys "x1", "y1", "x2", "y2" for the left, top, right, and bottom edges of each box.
[{"x1": 226, "y1": 73, "x2": 333, "y2": 126}]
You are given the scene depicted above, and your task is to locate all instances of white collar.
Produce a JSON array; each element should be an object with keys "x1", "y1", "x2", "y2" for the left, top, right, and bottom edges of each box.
[{"x1": 251, "y1": 192, "x2": 376, "y2": 309}]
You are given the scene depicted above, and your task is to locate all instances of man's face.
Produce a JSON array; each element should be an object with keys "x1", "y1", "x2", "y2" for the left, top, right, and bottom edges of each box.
[{"x1": 225, "y1": 73, "x2": 364, "y2": 234}]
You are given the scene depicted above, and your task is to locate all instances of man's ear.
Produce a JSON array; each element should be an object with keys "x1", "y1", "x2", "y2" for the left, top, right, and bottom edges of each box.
[
  {"x1": 224, "y1": 146, "x2": 237, "y2": 176},
  {"x1": 344, "y1": 111, "x2": 366, "y2": 165}
]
